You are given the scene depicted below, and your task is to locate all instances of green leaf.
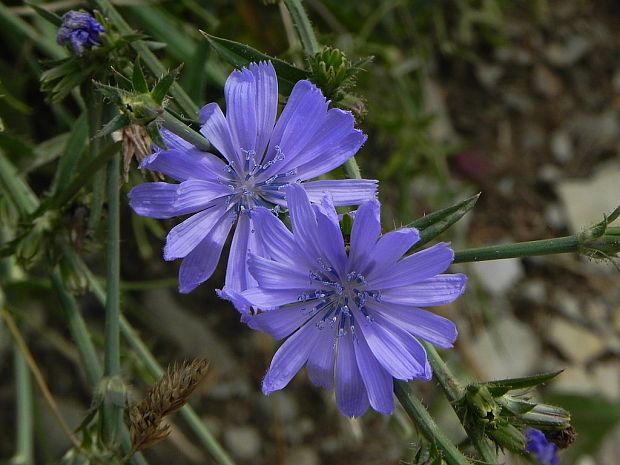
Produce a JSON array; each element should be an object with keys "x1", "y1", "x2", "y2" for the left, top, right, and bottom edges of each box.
[
  {"x1": 51, "y1": 113, "x2": 88, "y2": 195},
  {"x1": 497, "y1": 396, "x2": 536, "y2": 416},
  {"x1": 181, "y1": 40, "x2": 211, "y2": 103},
  {"x1": 201, "y1": 32, "x2": 309, "y2": 95},
  {"x1": 132, "y1": 58, "x2": 149, "y2": 93},
  {"x1": 25, "y1": 2, "x2": 63, "y2": 27},
  {"x1": 485, "y1": 371, "x2": 563, "y2": 397},
  {"x1": 151, "y1": 65, "x2": 183, "y2": 104},
  {"x1": 408, "y1": 193, "x2": 480, "y2": 249},
  {"x1": 0, "y1": 150, "x2": 39, "y2": 217},
  {"x1": 96, "y1": 114, "x2": 130, "y2": 139}
]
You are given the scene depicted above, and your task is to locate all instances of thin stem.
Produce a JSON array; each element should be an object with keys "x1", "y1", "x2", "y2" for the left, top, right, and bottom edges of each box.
[
  {"x1": 422, "y1": 343, "x2": 464, "y2": 402},
  {"x1": 51, "y1": 268, "x2": 103, "y2": 385},
  {"x1": 91, "y1": 0, "x2": 199, "y2": 117},
  {"x1": 453, "y1": 236, "x2": 581, "y2": 263},
  {"x1": 102, "y1": 150, "x2": 122, "y2": 445},
  {"x1": 394, "y1": 381, "x2": 473, "y2": 465},
  {"x1": 13, "y1": 342, "x2": 34, "y2": 465},
  {"x1": 161, "y1": 110, "x2": 210, "y2": 151},
  {"x1": 1, "y1": 307, "x2": 81, "y2": 448},
  {"x1": 72, "y1": 249, "x2": 237, "y2": 465},
  {"x1": 282, "y1": 0, "x2": 319, "y2": 55}
]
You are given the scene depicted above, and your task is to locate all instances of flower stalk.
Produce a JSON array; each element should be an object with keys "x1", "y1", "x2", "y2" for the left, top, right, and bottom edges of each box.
[
  {"x1": 13, "y1": 336, "x2": 34, "y2": 465},
  {"x1": 161, "y1": 110, "x2": 210, "y2": 152}
]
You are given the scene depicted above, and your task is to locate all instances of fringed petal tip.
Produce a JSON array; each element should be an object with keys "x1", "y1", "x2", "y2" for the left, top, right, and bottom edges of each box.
[{"x1": 217, "y1": 288, "x2": 253, "y2": 316}]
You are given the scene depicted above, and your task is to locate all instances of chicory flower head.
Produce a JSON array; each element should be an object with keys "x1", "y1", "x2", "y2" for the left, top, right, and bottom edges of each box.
[
  {"x1": 221, "y1": 184, "x2": 467, "y2": 417},
  {"x1": 56, "y1": 11, "x2": 105, "y2": 56},
  {"x1": 129, "y1": 62, "x2": 376, "y2": 293},
  {"x1": 526, "y1": 428, "x2": 559, "y2": 465}
]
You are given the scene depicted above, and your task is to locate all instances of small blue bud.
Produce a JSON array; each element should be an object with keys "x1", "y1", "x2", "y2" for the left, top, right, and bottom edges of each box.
[{"x1": 56, "y1": 11, "x2": 105, "y2": 56}]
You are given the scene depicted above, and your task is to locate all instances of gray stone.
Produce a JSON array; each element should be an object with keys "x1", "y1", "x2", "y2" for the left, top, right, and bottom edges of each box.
[
  {"x1": 520, "y1": 280, "x2": 547, "y2": 305},
  {"x1": 552, "y1": 365, "x2": 598, "y2": 395},
  {"x1": 544, "y1": 204, "x2": 566, "y2": 230},
  {"x1": 471, "y1": 258, "x2": 524, "y2": 296},
  {"x1": 553, "y1": 290, "x2": 581, "y2": 320},
  {"x1": 476, "y1": 62, "x2": 503, "y2": 88},
  {"x1": 546, "y1": 36, "x2": 591, "y2": 67},
  {"x1": 557, "y1": 162, "x2": 620, "y2": 233},
  {"x1": 550, "y1": 130, "x2": 574, "y2": 163},
  {"x1": 224, "y1": 426, "x2": 261, "y2": 460},
  {"x1": 597, "y1": 423, "x2": 620, "y2": 465},
  {"x1": 547, "y1": 319, "x2": 605, "y2": 363},
  {"x1": 567, "y1": 112, "x2": 620, "y2": 153},
  {"x1": 533, "y1": 64, "x2": 563, "y2": 98},
  {"x1": 469, "y1": 315, "x2": 540, "y2": 379},
  {"x1": 592, "y1": 362, "x2": 620, "y2": 401}
]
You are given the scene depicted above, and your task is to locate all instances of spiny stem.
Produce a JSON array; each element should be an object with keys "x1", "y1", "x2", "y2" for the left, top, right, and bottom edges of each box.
[
  {"x1": 394, "y1": 381, "x2": 473, "y2": 465},
  {"x1": 282, "y1": 0, "x2": 319, "y2": 55}
]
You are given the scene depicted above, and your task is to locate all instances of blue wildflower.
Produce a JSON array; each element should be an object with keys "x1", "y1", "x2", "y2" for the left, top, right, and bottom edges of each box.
[
  {"x1": 526, "y1": 428, "x2": 559, "y2": 465},
  {"x1": 220, "y1": 183, "x2": 467, "y2": 417},
  {"x1": 129, "y1": 62, "x2": 376, "y2": 293},
  {"x1": 56, "y1": 11, "x2": 105, "y2": 56}
]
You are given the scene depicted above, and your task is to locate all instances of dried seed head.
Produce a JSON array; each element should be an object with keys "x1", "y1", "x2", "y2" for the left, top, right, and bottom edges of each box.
[{"x1": 128, "y1": 358, "x2": 209, "y2": 454}]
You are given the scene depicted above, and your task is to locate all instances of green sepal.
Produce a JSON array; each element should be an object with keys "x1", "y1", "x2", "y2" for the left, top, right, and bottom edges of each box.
[
  {"x1": 26, "y1": 2, "x2": 63, "y2": 27},
  {"x1": 151, "y1": 65, "x2": 183, "y2": 104},
  {"x1": 201, "y1": 32, "x2": 309, "y2": 95},
  {"x1": 486, "y1": 423, "x2": 526, "y2": 454},
  {"x1": 132, "y1": 58, "x2": 149, "y2": 94},
  {"x1": 485, "y1": 371, "x2": 563, "y2": 397},
  {"x1": 96, "y1": 114, "x2": 131, "y2": 138},
  {"x1": 408, "y1": 193, "x2": 480, "y2": 249},
  {"x1": 497, "y1": 396, "x2": 537, "y2": 416},
  {"x1": 518, "y1": 403, "x2": 571, "y2": 429}
]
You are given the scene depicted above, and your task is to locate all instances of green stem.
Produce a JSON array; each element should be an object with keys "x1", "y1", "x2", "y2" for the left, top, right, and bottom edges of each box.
[
  {"x1": 161, "y1": 110, "x2": 210, "y2": 151},
  {"x1": 394, "y1": 381, "x2": 473, "y2": 465},
  {"x1": 92, "y1": 0, "x2": 199, "y2": 117},
  {"x1": 74, "y1": 251, "x2": 237, "y2": 465},
  {"x1": 51, "y1": 268, "x2": 103, "y2": 385},
  {"x1": 102, "y1": 151, "x2": 122, "y2": 445},
  {"x1": 13, "y1": 342, "x2": 34, "y2": 465},
  {"x1": 422, "y1": 343, "x2": 464, "y2": 401},
  {"x1": 282, "y1": 0, "x2": 320, "y2": 55}
]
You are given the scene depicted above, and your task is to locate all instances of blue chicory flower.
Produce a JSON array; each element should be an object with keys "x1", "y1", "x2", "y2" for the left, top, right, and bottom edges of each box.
[
  {"x1": 220, "y1": 183, "x2": 467, "y2": 417},
  {"x1": 129, "y1": 62, "x2": 376, "y2": 294},
  {"x1": 526, "y1": 428, "x2": 559, "y2": 465},
  {"x1": 56, "y1": 11, "x2": 105, "y2": 56}
]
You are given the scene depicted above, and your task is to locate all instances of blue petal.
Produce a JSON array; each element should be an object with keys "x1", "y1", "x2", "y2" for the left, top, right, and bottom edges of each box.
[
  {"x1": 129, "y1": 182, "x2": 181, "y2": 219},
  {"x1": 262, "y1": 318, "x2": 322, "y2": 394},
  {"x1": 349, "y1": 199, "x2": 381, "y2": 273},
  {"x1": 303, "y1": 179, "x2": 378, "y2": 207},
  {"x1": 285, "y1": 184, "x2": 322, "y2": 264},
  {"x1": 241, "y1": 287, "x2": 308, "y2": 310},
  {"x1": 369, "y1": 302, "x2": 457, "y2": 349},
  {"x1": 306, "y1": 326, "x2": 336, "y2": 389},
  {"x1": 313, "y1": 196, "x2": 347, "y2": 278},
  {"x1": 251, "y1": 207, "x2": 304, "y2": 266},
  {"x1": 356, "y1": 310, "x2": 431, "y2": 381},
  {"x1": 365, "y1": 228, "x2": 420, "y2": 279},
  {"x1": 354, "y1": 331, "x2": 394, "y2": 414},
  {"x1": 163, "y1": 200, "x2": 230, "y2": 260},
  {"x1": 246, "y1": 302, "x2": 313, "y2": 340},
  {"x1": 225, "y1": 67, "x2": 258, "y2": 157},
  {"x1": 248, "y1": 254, "x2": 313, "y2": 289},
  {"x1": 292, "y1": 108, "x2": 367, "y2": 181},
  {"x1": 224, "y1": 214, "x2": 255, "y2": 292},
  {"x1": 177, "y1": 210, "x2": 235, "y2": 293},
  {"x1": 258, "y1": 80, "x2": 328, "y2": 180},
  {"x1": 380, "y1": 274, "x2": 467, "y2": 307},
  {"x1": 199, "y1": 103, "x2": 242, "y2": 168},
  {"x1": 336, "y1": 332, "x2": 370, "y2": 418},
  {"x1": 249, "y1": 62, "x2": 278, "y2": 160},
  {"x1": 140, "y1": 148, "x2": 228, "y2": 182},
  {"x1": 369, "y1": 242, "x2": 454, "y2": 289}
]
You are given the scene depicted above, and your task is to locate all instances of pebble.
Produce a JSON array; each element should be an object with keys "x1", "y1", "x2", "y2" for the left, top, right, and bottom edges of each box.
[
  {"x1": 520, "y1": 279, "x2": 547, "y2": 305},
  {"x1": 545, "y1": 36, "x2": 591, "y2": 67},
  {"x1": 224, "y1": 426, "x2": 262, "y2": 460},
  {"x1": 285, "y1": 447, "x2": 320, "y2": 465},
  {"x1": 553, "y1": 290, "x2": 581, "y2": 320},
  {"x1": 547, "y1": 319, "x2": 605, "y2": 363},
  {"x1": 471, "y1": 258, "x2": 524, "y2": 296},
  {"x1": 551, "y1": 365, "x2": 598, "y2": 395},
  {"x1": 592, "y1": 362, "x2": 620, "y2": 401},
  {"x1": 533, "y1": 64, "x2": 563, "y2": 98},
  {"x1": 544, "y1": 204, "x2": 566, "y2": 230},
  {"x1": 476, "y1": 62, "x2": 503, "y2": 88},
  {"x1": 567, "y1": 111, "x2": 620, "y2": 153},
  {"x1": 469, "y1": 315, "x2": 540, "y2": 379},
  {"x1": 550, "y1": 130, "x2": 574, "y2": 163},
  {"x1": 557, "y1": 162, "x2": 620, "y2": 232}
]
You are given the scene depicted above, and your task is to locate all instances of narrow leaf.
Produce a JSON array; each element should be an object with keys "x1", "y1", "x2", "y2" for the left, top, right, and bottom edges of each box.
[
  {"x1": 181, "y1": 40, "x2": 211, "y2": 103},
  {"x1": 52, "y1": 113, "x2": 88, "y2": 195},
  {"x1": 201, "y1": 32, "x2": 308, "y2": 95},
  {"x1": 132, "y1": 58, "x2": 149, "y2": 93},
  {"x1": 151, "y1": 65, "x2": 183, "y2": 104},
  {"x1": 26, "y1": 2, "x2": 63, "y2": 27},
  {"x1": 408, "y1": 193, "x2": 480, "y2": 249},
  {"x1": 485, "y1": 371, "x2": 563, "y2": 397},
  {"x1": 96, "y1": 114, "x2": 131, "y2": 139}
]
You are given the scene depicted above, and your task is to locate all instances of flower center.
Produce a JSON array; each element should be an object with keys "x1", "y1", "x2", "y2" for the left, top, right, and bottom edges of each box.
[{"x1": 298, "y1": 264, "x2": 382, "y2": 336}]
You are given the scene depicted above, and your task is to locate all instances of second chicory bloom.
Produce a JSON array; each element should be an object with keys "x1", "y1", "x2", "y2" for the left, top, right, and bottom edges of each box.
[
  {"x1": 526, "y1": 429, "x2": 559, "y2": 465},
  {"x1": 221, "y1": 184, "x2": 467, "y2": 417},
  {"x1": 129, "y1": 62, "x2": 376, "y2": 293},
  {"x1": 56, "y1": 11, "x2": 105, "y2": 56}
]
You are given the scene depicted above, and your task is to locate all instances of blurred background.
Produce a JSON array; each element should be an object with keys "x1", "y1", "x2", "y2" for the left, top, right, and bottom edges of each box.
[{"x1": 0, "y1": 1, "x2": 619, "y2": 464}]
